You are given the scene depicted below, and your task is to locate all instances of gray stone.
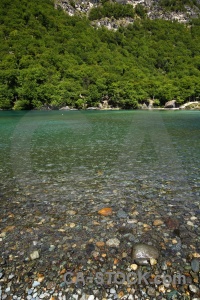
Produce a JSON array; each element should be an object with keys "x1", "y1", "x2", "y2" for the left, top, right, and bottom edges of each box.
[
  {"x1": 117, "y1": 209, "x2": 127, "y2": 218},
  {"x1": 132, "y1": 243, "x2": 159, "y2": 265},
  {"x1": 27, "y1": 289, "x2": 33, "y2": 295},
  {"x1": 128, "y1": 234, "x2": 135, "y2": 242},
  {"x1": 189, "y1": 284, "x2": 199, "y2": 293},
  {"x1": 49, "y1": 245, "x2": 56, "y2": 252},
  {"x1": 191, "y1": 259, "x2": 200, "y2": 273},
  {"x1": 161, "y1": 261, "x2": 168, "y2": 271},
  {"x1": 59, "y1": 106, "x2": 70, "y2": 110},
  {"x1": 147, "y1": 287, "x2": 156, "y2": 296},
  {"x1": 106, "y1": 238, "x2": 120, "y2": 248},
  {"x1": 171, "y1": 238, "x2": 182, "y2": 251},
  {"x1": 32, "y1": 281, "x2": 40, "y2": 288}
]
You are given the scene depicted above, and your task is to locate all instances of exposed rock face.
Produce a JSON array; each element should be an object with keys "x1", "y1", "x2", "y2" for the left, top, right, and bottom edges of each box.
[
  {"x1": 99, "y1": 96, "x2": 112, "y2": 109},
  {"x1": 141, "y1": 103, "x2": 148, "y2": 109},
  {"x1": 165, "y1": 100, "x2": 176, "y2": 108},
  {"x1": 93, "y1": 17, "x2": 134, "y2": 30},
  {"x1": 179, "y1": 101, "x2": 200, "y2": 110},
  {"x1": 55, "y1": 0, "x2": 200, "y2": 30},
  {"x1": 148, "y1": 99, "x2": 154, "y2": 109}
]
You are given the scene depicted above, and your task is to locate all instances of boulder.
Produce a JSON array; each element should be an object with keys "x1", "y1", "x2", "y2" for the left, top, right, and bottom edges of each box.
[
  {"x1": 132, "y1": 243, "x2": 159, "y2": 265},
  {"x1": 165, "y1": 100, "x2": 176, "y2": 108},
  {"x1": 87, "y1": 107, "x2": 98, "y2": 110},
  {"x1": 59, "y1": 106, "x2": 70, "y2": 110}
]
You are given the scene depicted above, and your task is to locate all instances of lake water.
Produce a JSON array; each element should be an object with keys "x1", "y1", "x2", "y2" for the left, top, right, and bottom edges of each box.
[
  {"x1": 0, "y1": 110, "x2": 199, "y2": 205},
  {"x1": 0, "y1": 110, "x2": 200, "y2": 300},
  {"x1": 0, "y1": 110, "x2": 200, "y2": 254}
]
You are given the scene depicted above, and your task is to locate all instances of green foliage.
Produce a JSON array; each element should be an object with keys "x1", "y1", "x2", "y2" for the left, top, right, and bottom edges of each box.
[
  {"x1": 75, "y1": 98, "x2": 87, "y2": 109},
  {"x1": 13, "y1": 100, "x2": 32, "y2": 110},
  {"x1": 0, "y1": 0, "x2": 200, "y2": 110},
  {"x1": 135, "y1": 4, "x2": 147, "y2": 19},
  {"x1": 89, "y1": 2, "x2": 134, "y2": 20},
  {"x1": 159, "y1": 0, "x2": 200, "y2": 12}
]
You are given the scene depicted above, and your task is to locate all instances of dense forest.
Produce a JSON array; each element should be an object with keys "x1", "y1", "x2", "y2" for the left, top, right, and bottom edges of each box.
[{"x1": 1, "y1": 0, "x2": 200, "y2": 110}]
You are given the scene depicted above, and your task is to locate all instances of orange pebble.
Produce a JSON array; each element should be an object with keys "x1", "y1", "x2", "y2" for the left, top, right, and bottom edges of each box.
[{"x1": 98, "y1": 207, "x2": 113, "y2": 216}]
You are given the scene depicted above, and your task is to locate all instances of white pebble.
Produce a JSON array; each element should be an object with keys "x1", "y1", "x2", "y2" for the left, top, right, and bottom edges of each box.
[
  {"x1": 110, "y1": 288, "x2": 116, "y2": 294},
  {"x1": 32, "y1": 281, "x2": 40, "y2": 288},
  {"x1": 8, "y1": 274, "x2": 15, "y2": 279},
  {"x1": 5, "y1": 287, "x2": 10, "y2": 293},
  {"x1": 30, "y1": 250, "x2": 40, "y2": 260},
  {"x1": 33, "y1": 293, "x2": 38, "y2": 298},
  {"x1": 187, "y1": 221, "x2": 194, "y2": 226}
]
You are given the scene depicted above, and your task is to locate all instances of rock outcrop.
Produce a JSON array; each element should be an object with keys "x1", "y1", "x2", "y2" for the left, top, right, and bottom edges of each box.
[
  {"x1": 59, "y1": 106, "x2": 70, "y2": 110},
  {"x1": 55, "y1": 0, "x2": 200, "y2": 30},
  {"x1": 179, "y1": 101, "x2": 200, "y2": 110},
  {"x1": 165, "y1": 100, "x2": 176, "y2": 108}
]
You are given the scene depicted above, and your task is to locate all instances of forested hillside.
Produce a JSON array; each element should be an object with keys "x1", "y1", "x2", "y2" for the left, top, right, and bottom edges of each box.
[{"x1": 1, "y1": 0, "x2": 200, "y2": 110}]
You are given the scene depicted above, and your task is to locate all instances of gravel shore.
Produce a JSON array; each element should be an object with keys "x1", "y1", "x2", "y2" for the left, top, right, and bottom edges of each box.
[{"x1": 1, "y1": 182, "x2": 200, "y2": 300}]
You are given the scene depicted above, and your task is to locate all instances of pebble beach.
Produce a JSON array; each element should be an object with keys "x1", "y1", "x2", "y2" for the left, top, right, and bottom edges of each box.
[{"x1": 0, "y1": 110, "x2": 200, "y2": 299}]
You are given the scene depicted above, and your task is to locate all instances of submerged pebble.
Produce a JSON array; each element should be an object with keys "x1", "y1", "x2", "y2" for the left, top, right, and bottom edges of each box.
[
  {"x1": 0, "y1": 112, "x2": 200, "y2": 300},
  {"x1": 106, "y1": 238, "x2": 120, "y2": 248},
  {"x1": 132, "y1": 243, "x2": 159, "y2": 265},
  {"x1": 191, "y1": 259, "x2": 200, "y2": 272}
]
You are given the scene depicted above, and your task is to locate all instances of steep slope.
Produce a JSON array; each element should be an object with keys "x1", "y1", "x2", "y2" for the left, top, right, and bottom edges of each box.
[
  {"x1": 55, "y1": 0, "x2": 200, "y2": 30},
  {"x1": 0, "y1": 0, "x2": 200, "y2": 110}
]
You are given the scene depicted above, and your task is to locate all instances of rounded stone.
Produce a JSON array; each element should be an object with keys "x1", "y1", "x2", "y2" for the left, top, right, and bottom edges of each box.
[
  {"x1": 98, "y1": 207, "x2": 113, "y2": 216},
  {"x1": 106, "y1": 238, "x2": 120, "y2": 248},
  {"x1": 117, "y1": 209, "x2": 127, "y2": 218},
  {"x1": 191, "y1": 259, "x2": 200, "y2": 273},
  {"x1": 147, "y1": 287, "x2": 156, "y2": 296},
  {"x1": 189, "y1": 284, "x2": 199, "y2": 293},
  {"x1": 132, "y1": 243, "x2": 159, "y2": 265}
]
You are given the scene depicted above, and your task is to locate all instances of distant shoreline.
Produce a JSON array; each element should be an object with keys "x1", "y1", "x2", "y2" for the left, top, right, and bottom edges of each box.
[{"x1": 0, "y1": 102, "x2": 200, "y2": 112}]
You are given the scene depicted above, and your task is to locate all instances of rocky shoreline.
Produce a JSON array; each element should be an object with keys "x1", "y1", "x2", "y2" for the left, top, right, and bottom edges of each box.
[
  {"x1": 0, "y1": 107, "x2": 200, "y2": 299},
  {"x1": 1, "y1": 197, "x2": 200, "y2": 300},
  {"x1": 1, "y1": 102, "x2": 200, "y2": 112}
]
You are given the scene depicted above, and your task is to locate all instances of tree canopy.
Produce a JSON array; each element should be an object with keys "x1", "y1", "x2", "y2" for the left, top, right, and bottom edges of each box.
[{"x1": 0, "y1": 0, "x2": 200, "y2": 110}]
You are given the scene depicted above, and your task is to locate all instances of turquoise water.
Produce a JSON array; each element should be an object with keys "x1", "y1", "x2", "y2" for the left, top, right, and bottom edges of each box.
[{"x1": 0, "y1": 110, "x2": 200, "y2": 213}]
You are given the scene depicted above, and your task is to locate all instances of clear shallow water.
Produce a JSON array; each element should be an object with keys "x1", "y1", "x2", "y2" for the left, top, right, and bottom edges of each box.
[
  {"x1": 1, "y1": 110, "x2": 200, "y2": 297},
  {"x1": 0, "y1": 110, "x2": 200, "y2": 220}
]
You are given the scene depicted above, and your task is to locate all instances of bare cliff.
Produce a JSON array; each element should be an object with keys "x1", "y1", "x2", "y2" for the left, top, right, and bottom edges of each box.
[{"x1": 55, "y1": 0, "x2": 200, "y2": 29}]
